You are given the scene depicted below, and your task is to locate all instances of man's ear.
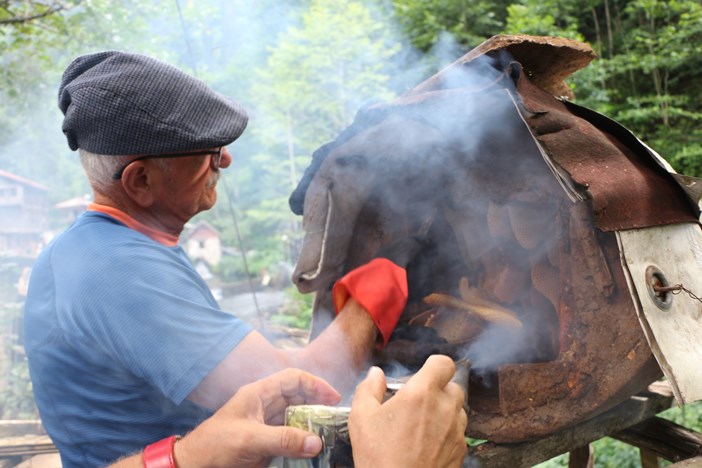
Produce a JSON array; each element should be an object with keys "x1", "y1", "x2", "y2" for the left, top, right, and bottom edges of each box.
[{"x1": 120, "y1": 162, "x2": 155, "y2": 207}]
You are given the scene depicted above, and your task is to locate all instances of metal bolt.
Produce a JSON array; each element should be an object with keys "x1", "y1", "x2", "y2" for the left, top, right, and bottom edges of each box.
[{"x1": 645, "y1": 265, "x2": 673, "y2": 310}]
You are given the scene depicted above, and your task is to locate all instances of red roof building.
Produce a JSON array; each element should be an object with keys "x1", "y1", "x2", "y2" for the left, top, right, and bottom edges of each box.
[{"x1": 182, "y1": 220, "x2": 222, "y2": 267}]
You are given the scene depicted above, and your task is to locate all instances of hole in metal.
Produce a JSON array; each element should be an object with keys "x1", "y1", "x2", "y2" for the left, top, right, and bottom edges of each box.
[{"x1": 645, "y1": 265, "x2": 673, "y2": 310}]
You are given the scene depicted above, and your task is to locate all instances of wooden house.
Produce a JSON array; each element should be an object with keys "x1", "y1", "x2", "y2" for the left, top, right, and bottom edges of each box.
[{"x1": 0, "y1": 170, "x2": 48, "y2": 259}]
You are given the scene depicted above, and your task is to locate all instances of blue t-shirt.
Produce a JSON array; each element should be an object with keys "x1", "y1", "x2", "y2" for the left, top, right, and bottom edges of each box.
[{"x1": 24, "y1": 211, "x2": 252, "y2": 467}]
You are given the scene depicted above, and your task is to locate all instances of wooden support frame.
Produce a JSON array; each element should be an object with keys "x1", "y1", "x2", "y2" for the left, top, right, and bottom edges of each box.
[
  {"x1": 463, "y1": 382, "x2": 702, "y2": 467},
  {"x1": 613, "y1": 416, "x2": 702, "y2": 465}
]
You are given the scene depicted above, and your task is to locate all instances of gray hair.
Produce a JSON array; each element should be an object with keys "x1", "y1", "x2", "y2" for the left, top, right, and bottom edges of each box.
[{"x1": 79, "y1": 149, "x2": 172, "y2": 194}]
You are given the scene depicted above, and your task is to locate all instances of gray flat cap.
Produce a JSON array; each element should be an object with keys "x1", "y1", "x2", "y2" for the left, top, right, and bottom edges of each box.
[{"x1": 58, "y1": 51, "x2": 248, "y2": 155}]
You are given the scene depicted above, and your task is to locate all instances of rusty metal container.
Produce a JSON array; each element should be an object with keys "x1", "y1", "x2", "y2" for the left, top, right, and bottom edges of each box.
[{"x1": 288, "y1": 35, "x2": 701, "y2": 443}]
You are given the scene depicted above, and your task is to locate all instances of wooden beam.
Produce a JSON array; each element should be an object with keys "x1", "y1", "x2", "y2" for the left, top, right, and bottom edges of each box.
[
  {"x1": 0, "y1": 435, "x2": 56, "y2": 459},
  {"x1": 612, "y1": 416, "x2": 702, "y2": 463},
  {"x1": 668, "y1": 455, "x2": 702, "y2": 467},
  {"x1": 0, "y1": 420, "x2": 44, "y2": 438}
]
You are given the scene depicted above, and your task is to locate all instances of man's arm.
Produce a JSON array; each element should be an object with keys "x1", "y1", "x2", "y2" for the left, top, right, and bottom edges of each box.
[
  {"x1": 189, "y1": 235, "x2": 430, "y2": 410},
  {"x1": 188, "y1": 298, "x2": 377, "y2": 409}
]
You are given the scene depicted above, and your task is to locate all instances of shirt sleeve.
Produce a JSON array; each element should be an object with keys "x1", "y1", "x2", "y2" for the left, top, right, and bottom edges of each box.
[{"x1": 55, "y1": 230, "x2": 253, "y2": 404}]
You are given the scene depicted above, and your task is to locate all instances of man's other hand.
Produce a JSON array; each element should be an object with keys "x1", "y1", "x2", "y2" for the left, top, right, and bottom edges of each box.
[
  {"x1": 349, "y1": 355, "x2": 468, "y2": 468},
  {"x1": 175, "y1": 369, "x2": 341, "y2": 468}
]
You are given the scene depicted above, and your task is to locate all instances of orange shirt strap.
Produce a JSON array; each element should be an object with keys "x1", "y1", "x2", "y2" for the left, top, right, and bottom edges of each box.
[{"x1": 87, "y1": 203, "x2": 179, "y2": 247}]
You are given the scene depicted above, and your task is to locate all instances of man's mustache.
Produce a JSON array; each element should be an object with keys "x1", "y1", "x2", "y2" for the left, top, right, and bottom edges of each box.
[{"x1": 207, "y1": 170, "x2": 220, "y2": 191}]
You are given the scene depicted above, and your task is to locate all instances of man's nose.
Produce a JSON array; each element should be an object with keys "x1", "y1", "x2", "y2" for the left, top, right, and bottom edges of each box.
[{"x1": 219, "y1": 147, "x2": 233, "y2": 169}]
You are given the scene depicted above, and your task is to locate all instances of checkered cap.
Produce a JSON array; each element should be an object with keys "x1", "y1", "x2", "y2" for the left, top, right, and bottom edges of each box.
[{"x1": 58, "y1": 51, "x2": 248, "y2": 155}]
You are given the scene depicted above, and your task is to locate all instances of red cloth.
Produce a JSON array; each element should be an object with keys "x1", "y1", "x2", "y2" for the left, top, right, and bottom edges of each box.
[{"x1": 332, "y1": 258, "x2": 408, "y2": 346}]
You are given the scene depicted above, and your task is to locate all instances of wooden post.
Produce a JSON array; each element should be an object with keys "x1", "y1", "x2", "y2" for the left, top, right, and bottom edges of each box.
[
  {"x1": 569, "y1": 444, "x2": 594, "y2": 468},
  {"x1": 641, "y1": 448, "x2": 661, "y2": 468}
]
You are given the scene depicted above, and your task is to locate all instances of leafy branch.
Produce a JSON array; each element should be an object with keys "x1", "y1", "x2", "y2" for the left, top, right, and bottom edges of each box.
[{"x1": 0, "y1": 1, "x2": 77, "y2": 26}]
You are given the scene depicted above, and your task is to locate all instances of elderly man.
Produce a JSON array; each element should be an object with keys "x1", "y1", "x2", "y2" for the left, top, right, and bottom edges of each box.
[{"x1": 23, "y1": 51, "x2": 456, "y2": 467}]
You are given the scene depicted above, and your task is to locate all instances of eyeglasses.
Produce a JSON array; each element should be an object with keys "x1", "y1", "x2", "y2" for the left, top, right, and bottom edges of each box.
[{"x1": 112, "y1": 147, "x2": 224, "y2": 180}]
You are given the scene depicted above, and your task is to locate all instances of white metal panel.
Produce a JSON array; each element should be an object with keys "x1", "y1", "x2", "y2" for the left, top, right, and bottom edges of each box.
[{"x1": 617, "y1": 223, "x2": 702, "y2": 405}]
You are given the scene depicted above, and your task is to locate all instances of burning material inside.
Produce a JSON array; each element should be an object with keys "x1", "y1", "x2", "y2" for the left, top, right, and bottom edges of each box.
[{"x1": 288, "y1": 35, "x2": 702, "y2": 443}]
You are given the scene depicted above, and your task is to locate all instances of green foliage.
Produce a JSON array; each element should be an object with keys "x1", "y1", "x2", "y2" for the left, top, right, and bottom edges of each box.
[
  {"x1": 0, "y1": 301, "x2": 37, "y2": 419},
  {"x1": 216, "y1": 255, "x2": 248, "y2": 282},
  {"x1": 0, "y1": 0, "x2": 185, "y2": 212},
  {"x1": 659, "y1": 400, "x2": 702, "y2": 430},
  {"x1": 669, "y1": 143, "x2": 702, "y2": 177},
  {"x1": 269, "y1": 287, "x2": 314, "y2": 329},
  {"x1": 208, "y1": 192, "x2": 298, "y2": 282},
  {"x1": 0, "y1": 1, "x2": 74, "y2": 99},
  {"x1": 580, "y1": 0, "x2": 702, "y2": 176},
  {"x1": 0, "y1": 359, "x2": 36, "y2": 419},
  {"x1": 591, "y1": 438, "x2": 642, "y2": 467},
  {"x1": 534, "y1": 452, "x2": 568, "y2": 467},
  {"x1": 391, "y1": 0, "x2": 702, "y2": 177},
  {"x1": 391, "y1": 0, "x2": 511, "y2": 51},
  {"x1": 504, "y1": 0, "x2": 584, "y2": 40},
  {"x1": 252, "y1": 0, "x2": 400, "y2": 163},
  {"x1": 228, "y1": 0, "x2": 403, "y2": 275}
]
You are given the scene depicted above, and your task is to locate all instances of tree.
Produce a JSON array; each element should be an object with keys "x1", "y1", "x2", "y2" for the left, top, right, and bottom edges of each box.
[
  {"x1": 391, "y1": 0, "x2": 512, "y2": 52},
  {"x1": 229, "y1": 0, "x2": 402, "y2": 271},
  {"x1": 0, "y1": 1, "x2": 77, "y2": 143},
  {"x1": 602, "y1": 0, "x2": 702, "y2": 175},
  {"x1": 503, "y1": 0, "x2": 586, "y2": 40},
  {"x1": 0, "y1": 1, "x2": 188, "y2": 208}
]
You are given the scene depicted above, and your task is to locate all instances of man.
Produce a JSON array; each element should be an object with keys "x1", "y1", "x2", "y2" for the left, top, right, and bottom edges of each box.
[
  {"x1": 108, "y1": 356, "x2": 468, "y2": 468},
  {"x1": 24, "y1": 51, "x2": 434, "y2": 467}
]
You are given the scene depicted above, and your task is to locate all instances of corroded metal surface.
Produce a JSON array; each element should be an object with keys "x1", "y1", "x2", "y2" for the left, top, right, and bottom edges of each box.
[
  {"x1": 516, "y1": 73, "x2": 695, "y2": 231},
  {"x1": 407, "y1": 34, "x2": 598, "y2": 100},
  {"x1": 289, "y1": 35, "x2": 698, "y2": 442}
]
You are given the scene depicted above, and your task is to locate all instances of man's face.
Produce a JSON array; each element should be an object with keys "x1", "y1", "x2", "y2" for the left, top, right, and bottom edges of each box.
[{"x1": 152, "y1": 147, "x2": 232, "y2": 223}]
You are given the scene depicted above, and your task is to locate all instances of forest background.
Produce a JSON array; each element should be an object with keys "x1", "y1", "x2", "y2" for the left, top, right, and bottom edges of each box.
[{"x1": 1, "y1": 1, "x2": 701, "y2": 466}]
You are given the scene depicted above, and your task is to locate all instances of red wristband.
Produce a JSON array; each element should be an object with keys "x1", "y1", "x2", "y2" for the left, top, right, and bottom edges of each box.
[
  {"x1": 332, "y1": 258, "x2": 408, "y2": 346},
  {"x1": 143, "y1": 435, "x2": 179, "y2": 468}
]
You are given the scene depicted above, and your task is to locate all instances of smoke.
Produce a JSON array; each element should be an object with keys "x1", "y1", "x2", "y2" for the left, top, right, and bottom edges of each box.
[
  {"x1": 461, "y1": 324, "x2": 530, "y2": 373},
  {"x1": 3, "y1": 0, "x2": 567, "y2": 419},
  {"x1": 291, "y1": 37, "x2": 569, "y2": 381},
  {"x1": 1, "y1": 0, "x2": 465, "y2": 228}
]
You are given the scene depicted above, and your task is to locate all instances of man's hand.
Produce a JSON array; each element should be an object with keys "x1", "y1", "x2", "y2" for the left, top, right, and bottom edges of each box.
[
  {"x1": 174, "y1": 369, "x2": 341, "y2": 468},
  {"x1": 332, "y1": 235, "x2": 434, "y2": 345},
  {"x1": 349, "y1": 355, "x2": 468, "y2": 468}
]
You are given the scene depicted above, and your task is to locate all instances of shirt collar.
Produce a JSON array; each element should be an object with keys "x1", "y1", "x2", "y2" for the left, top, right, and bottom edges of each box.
[{"x1": 87, "y1": 203, "x2": 180, "y2": 247}]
